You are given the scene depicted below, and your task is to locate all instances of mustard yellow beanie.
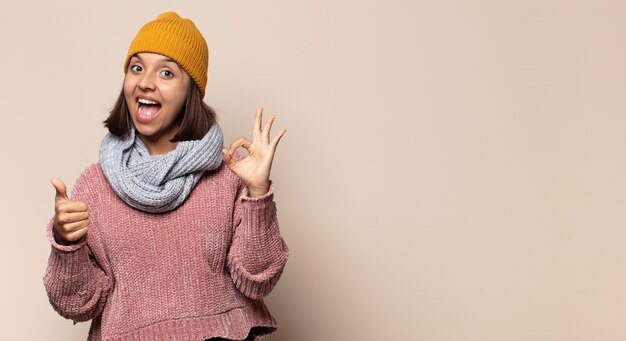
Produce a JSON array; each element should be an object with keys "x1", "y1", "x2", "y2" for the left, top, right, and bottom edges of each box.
[{"x1": 124, "y1": 12, "x2": 209, "y2": 96}]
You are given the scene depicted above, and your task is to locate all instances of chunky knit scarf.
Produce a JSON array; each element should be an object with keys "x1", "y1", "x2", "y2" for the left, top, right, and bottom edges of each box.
[{"x1": 99, "y1": 124, "x2": 223, "y2": 213}]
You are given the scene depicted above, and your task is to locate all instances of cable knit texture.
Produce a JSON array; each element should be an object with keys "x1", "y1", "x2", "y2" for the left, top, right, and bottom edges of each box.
[
  {"x1": 43, "y1": 163, "x2": 288, "y2": 341},
  {"x1": 99, "y1": 124, "x2": 224, "y2": 213}
]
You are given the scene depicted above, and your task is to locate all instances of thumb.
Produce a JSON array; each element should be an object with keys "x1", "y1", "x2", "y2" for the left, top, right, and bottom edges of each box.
[
  {"x1": 222, "y1": 148, "x2": 236, "y2": 168},
  {"x1": 51, "y1": 178, "x2": 69, "y2": 203}
]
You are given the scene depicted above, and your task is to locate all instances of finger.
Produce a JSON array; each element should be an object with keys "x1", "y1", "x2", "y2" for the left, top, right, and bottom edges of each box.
[
  {"x1": 229, "y1": 137, "x2": 253, "y2": 154},
  {"x1": 270, "y1": 128, "x2": 287, "y2": 152},
  {"x1": 64, "y1": 226, "x2": 90, "y2": 242},
  {"x1": 222, "y1": 148, "x2": 234, "y2": 166},
  {"x1": 57, "y1": 219, "x2": 90, "y2": 234},
  {"x1": 253, "y1": 107, "x2": 263, "y2": 140},
  {"x1": 262, "y1": 115, "x2": 276, "y2": 143},
  {"x1": 51, "y1": 178, "x2": 69, "y2": 203},
  {"x1": 56, "y1": 201, "x2": 89, "y2": 213},
  {"x1": 57, "y1": 211, "x2": 89, "y2": 225}
]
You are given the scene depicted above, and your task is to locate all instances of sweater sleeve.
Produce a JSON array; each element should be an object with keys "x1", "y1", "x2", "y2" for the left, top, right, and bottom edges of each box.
[
  {"x1": 226, "y1": 182, "x2": 289, "y2": 300},
  {"x1": 43, "y1": 167, "x2": 111, "y2": 323}
]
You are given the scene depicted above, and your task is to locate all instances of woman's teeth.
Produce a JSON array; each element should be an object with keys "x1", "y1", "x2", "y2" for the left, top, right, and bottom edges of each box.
[{"x1": 138, "y1": 98, "x2": 159, "y2": 105}]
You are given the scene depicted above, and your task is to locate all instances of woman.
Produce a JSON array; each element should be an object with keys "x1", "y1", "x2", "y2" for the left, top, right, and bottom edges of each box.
[{"x1": 44, "y1": 12, "x2": 288, "y2": 341}]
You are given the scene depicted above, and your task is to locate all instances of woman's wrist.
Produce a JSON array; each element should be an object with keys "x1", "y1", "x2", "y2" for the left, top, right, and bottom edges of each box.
[{"x1": 246, "y1": 182, "x2": 270, "y2": 198}]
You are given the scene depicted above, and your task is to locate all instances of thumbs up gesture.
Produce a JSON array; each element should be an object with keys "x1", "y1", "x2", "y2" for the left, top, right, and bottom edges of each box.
[{"x1": 51, "y1": 178, "x2": 90, "y2": 245}]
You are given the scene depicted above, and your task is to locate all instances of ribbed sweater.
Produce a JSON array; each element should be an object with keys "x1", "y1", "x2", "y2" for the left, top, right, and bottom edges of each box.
[{"x1": 43, "y1": 163, "x2": 289, "y2": 341}]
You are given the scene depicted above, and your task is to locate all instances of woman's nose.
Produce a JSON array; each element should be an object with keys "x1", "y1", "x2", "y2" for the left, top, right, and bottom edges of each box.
[{"x1": 138, "y1": 72, "x2": 156, "y2": 91}]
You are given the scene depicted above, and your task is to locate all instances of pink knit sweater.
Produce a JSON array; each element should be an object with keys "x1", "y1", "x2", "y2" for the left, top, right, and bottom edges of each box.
[{"x1": 44, "y1": 163, "x2": 288, "y2": 340}]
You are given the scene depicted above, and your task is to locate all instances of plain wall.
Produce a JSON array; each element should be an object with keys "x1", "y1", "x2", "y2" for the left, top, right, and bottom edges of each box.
[{"x1": 1, "y1": 0, "x2": 625, "y2": 340}]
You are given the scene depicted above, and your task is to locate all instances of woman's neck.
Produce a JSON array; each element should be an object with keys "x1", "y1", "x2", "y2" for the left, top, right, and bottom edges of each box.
[{"x1": 140, "y1": 135, "x2": 178, "y2": 155}]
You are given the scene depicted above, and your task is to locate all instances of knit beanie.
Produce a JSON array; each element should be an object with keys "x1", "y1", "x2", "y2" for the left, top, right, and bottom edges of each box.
[{"x1": 124, "y1": 12, "x2": 209, "y2": 97}]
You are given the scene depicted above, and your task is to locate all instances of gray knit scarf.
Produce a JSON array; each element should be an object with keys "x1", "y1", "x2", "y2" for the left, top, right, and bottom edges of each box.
[{"x1": 99, "y1": 124, "x2": 223, "y2": 213}]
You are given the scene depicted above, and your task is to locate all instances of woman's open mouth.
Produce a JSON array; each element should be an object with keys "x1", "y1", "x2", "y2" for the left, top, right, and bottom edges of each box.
[{"x1": 136, "y1": 97, "x2": 162, "y2": 123}]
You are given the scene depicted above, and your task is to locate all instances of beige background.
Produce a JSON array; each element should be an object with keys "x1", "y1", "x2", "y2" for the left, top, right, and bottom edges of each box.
[{"x1": 1, "y1": 0, "x2": 625, "y2": 340}]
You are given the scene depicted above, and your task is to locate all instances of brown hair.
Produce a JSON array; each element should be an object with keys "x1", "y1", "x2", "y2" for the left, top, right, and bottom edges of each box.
[{"x1": 103, "y1": 81, "x2": 217, "y2": 142}]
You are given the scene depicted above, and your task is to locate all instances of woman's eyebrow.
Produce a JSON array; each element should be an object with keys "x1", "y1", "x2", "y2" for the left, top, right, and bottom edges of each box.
[{"x1": 162, "y1": 58, "x2": 183, "y2": 71}]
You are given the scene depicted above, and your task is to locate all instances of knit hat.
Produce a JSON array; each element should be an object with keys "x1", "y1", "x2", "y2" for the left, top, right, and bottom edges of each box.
[{"x1": 124, "y1": 12, "x2": 209, "y2": 96}]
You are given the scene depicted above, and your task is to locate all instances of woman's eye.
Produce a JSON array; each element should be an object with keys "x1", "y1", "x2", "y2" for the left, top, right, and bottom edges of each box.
[
  {"x1": 130, "y1": 65, "x2": 142, "y2": 72},
  {"x1": 161, "y1": 70, "x2": 174, "y2": 78}
]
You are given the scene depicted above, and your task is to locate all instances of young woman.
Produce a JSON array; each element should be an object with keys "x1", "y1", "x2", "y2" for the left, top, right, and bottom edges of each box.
[{"x1": 44, "y1": 12, "x2": 288, "y2": 341}]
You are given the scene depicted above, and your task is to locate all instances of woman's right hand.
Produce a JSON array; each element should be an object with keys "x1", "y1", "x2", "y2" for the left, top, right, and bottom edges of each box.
[{"x1": 51, "y1": 178, "x2": 90, "y2": 245}]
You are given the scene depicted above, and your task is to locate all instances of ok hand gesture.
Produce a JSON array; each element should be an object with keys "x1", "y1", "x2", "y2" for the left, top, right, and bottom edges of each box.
[{"x1": 222, "y1": 107, "x2": 286, "y2": 197}]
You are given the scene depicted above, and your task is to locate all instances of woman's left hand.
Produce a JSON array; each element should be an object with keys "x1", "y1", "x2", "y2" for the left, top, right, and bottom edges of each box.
[{"x1": 223, "y1": 107, "x2": 286, "y2": 197}]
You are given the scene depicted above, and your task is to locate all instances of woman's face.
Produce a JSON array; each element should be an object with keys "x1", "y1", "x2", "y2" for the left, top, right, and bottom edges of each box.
[{"x1": 124, "y1": 52, "x2": 190, "y2": 154}]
